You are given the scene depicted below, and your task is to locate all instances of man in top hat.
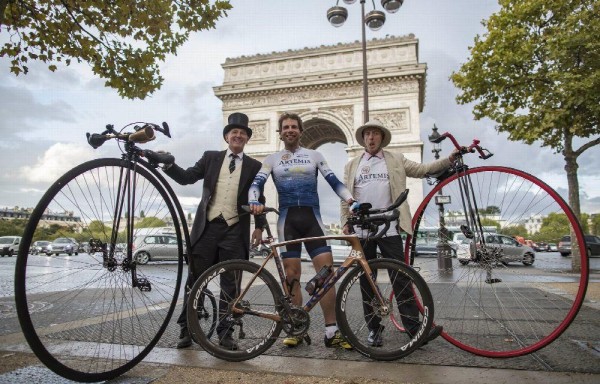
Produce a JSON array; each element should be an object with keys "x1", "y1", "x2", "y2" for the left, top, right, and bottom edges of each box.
[
  {"x1": 161, "y1": 112, "x2": 266, "y2": 350},
  {"x1": 340, "y1": 120, "x2": 457, "y2": 347}
]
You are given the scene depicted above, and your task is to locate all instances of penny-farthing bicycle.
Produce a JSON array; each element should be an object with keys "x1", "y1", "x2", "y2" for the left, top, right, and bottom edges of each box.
[{"x1": 15, "y1": 122, "x2": 191, "y2": 382}]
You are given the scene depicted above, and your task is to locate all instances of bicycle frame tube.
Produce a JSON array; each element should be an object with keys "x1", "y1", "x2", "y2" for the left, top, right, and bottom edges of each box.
[{"x1": 231, "y1": 235, "x2": 389, "y2": 319}]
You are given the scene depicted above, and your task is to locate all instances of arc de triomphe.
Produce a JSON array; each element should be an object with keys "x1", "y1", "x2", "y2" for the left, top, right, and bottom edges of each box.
[{"x1": 214, "y1": 35, "x2": 427, "y2": 230}]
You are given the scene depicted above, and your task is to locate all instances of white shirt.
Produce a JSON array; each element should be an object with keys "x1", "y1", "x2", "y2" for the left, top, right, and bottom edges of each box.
[{"x1": 353, "y1": 151, "x2": 399, "y2": 238}]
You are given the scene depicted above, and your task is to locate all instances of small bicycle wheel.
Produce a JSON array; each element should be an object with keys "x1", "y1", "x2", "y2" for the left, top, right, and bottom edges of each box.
[
  {"x1": 15, "y1": 158, "x2": 184, "y2": 382},
  {"x1": 336, "y1": 258, "x2": 434, "y2": 360},
  {"x1": 407, "y1": 166, "x2": 589, "y2": 357},
  {"x1": 187, "y1": 260, "x2": 284, "y2": 362}
]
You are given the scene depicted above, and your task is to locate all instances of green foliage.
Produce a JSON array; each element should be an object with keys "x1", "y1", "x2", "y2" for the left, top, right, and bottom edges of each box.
[
  {"x1": 1, "y1": 0, "x2": 232, "y2": 99},
  {"x1": 451, "y1": 0, "x2": 600, "y2": 151},
  {"x1": 479, "y1": 217, "x2": 500, "y2": 230},
  {"x1": 499, "y1": 225, "x2": 528, "y2": 238},
  {"x1": 479, "y1": 206, "x2": 501, "y2": 215},
  {"x1": 137, "y1": 216, "x2": 166, "y2": 228},
  {"x1": 0, "y1": 219, "x2": 28, "y2": 237},
  {"x1": 592, "y1": 214, "x2": 600, "y2": 235},
  {"x1": 535, "y1": 212, "x2": 569, "y2": 242}
]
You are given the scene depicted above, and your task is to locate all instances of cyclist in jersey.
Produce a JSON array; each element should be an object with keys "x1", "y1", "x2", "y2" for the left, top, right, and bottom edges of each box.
[{"x1": 249, "y1": 112, "x2": 357, "y2": 350}]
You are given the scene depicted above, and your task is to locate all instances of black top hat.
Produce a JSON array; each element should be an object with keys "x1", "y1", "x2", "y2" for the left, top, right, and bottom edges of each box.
[{"x1": 223, "y1": 112, "x2": 252, "y2": 139}]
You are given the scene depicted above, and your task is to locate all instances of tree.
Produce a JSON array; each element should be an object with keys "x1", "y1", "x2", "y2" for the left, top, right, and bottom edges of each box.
[
  {"x1": 480, "y1": 217, "x2": 500, "y2": 230},
  {"x1": 1, "y1": 0, "x2": 232, "y2": 99},
  {"x1": 137, "y1": 217, "x2": 166, "y2": 228},
  {"x1": 479, "y1": 206, "x2": 501, "y2": 215},
  {"x1": 451, "y1": 0, "x2": 600, "y2": 271},
  {"x1": 500, "y1": 224, "x2": 528, "y2": 238},
  {"x1": 592, "y1": 214, "x2": 600, "y2": 235}
]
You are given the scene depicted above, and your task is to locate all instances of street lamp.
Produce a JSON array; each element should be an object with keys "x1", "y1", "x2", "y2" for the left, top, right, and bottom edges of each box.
[
  {"x1": 429, "y1": 124, "x2": 453, "y2": 273},
  {"x1": 327, "y1": 0, "x2": 404, "y2": 124}
]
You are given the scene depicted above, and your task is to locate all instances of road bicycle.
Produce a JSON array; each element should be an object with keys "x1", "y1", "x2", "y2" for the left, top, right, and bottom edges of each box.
[
  {"x1": 402, "y1": 132, "x2": 589, "y2": 357},
  {"x1": 15, "y1": 122, "x2": 191, "y2": 382},
  {"x1": 186, "y1": 189, "x2": 435, "y2": 362}
]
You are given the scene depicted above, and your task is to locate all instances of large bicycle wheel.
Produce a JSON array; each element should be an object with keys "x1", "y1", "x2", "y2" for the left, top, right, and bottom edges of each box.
[
  {"x1": 407, "y1": 166, "x2": 589, "y2": 357},
  {"x1": 15, "y1": 158, "x2": 184, "y2": 382},
  {"x1": 336, "y1": 258, "x2": 434, "y2": 360},
  {"x1": 187, "y1": 260, "x2": 284, "y2": 362}
]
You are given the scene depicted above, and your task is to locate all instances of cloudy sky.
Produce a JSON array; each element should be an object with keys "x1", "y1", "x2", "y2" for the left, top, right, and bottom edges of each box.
[{"x1": 1, "y1": 0, "x2": 598, "y2": 224}]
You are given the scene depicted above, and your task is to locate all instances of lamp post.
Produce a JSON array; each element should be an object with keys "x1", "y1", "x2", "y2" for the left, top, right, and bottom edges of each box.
[
  {"x1": 327, "y1": 0, "x2": 404, "y2": 124},
  {"x1": 429, "y1": 124, "x2": 453, "y2": 273}
]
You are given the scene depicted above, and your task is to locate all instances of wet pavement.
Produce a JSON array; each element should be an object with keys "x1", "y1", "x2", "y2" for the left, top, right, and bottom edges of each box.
[{"x1": 1, "y1": 256, "x2": 599, "y2": 383}]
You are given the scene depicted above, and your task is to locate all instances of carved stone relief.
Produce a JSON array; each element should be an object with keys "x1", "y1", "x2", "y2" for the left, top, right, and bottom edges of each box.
[
  {"x1": 321, "y1": 106, "x2": 354, "y2": 130},
  {"x1": 249, "y1": 120, "x2": 269, "y2": 142},
  {"x1": 371, "y1": 110, "x2": 409, "y2": 132},
  {"x1": 221, "y1": 80, "x2": 419, "y2": 109}
]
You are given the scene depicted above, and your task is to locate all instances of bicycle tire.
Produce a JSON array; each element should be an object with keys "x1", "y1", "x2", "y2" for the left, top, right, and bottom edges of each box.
[
  {"x1": 187, "y1": 260, "x2": 284, "y2": 362},
  {"x1": 336, "y1": 258, "x2": 434, "y2": 360},
  {"x1": 406, "y1": 166, "x2": 589, "y2": 357},
  {"x1": 15, "y1": 158, "x2": 184, "y2": 382}
]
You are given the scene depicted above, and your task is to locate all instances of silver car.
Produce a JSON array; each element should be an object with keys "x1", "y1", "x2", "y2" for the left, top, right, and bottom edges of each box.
[
  {"x1": 133, "y1": 234, "x2": 184, "y2": 264},
  {"x1": 48, "y1": 237, "x2": 79, "y2": 256},
  {"x1": 458, "y1": 234, "x2": 535, "y2": 266}
]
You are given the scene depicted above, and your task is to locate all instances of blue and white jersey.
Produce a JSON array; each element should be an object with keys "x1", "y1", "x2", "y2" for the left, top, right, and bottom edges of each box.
[{"x1": 249, "y1": 147, "x2": 352, "y2": 209}]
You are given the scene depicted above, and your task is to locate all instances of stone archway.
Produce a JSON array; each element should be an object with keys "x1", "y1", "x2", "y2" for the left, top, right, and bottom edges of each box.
[
  {"x1": 214, "y1": 35, "x2": 429, "y2": 233},
  {"x1": 300, "y1": 118, "x2": 347, "y2": 148}
]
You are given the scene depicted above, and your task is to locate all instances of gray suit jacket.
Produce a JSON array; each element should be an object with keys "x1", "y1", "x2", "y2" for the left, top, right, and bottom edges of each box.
[{"x1": 341, "y1": 150, "x2": 450, "y2": 235}]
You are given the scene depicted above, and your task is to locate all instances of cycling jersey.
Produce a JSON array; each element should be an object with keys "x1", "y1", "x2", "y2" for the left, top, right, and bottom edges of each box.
[
  {"x1": 249, "y1": 147, "x2": 353, "y2": 258},
  {"x1": 249, "y1": 147, "x2": 352, "y2": 209}
]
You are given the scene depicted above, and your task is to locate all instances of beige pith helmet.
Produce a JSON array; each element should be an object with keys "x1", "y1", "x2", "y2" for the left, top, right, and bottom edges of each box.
[{"x1": 355, "y1": 119, "x2": 392, "y2": 148}]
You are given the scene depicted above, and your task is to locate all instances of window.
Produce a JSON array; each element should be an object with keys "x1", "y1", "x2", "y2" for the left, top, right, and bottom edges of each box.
[{"x1": 145, "y1": 236, "x2": 157, "y2": 244}]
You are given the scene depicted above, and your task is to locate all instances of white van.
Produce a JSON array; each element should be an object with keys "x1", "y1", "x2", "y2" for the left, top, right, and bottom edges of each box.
[{"x1": 0, "y1": 236, "x2": 22, "y2": 257}]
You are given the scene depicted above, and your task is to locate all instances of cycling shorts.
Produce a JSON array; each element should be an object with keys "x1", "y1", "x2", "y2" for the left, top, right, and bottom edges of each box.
[{"x1": 277, "y1": 206, "x2": 331, "y2": 259}]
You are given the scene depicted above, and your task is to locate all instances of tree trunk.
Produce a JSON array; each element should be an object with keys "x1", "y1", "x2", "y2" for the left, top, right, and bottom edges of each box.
[{"x1": 563, "y1": 129, "x2": 581, "y2": 272}]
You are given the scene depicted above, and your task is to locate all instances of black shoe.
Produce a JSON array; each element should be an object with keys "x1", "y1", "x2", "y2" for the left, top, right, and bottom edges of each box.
[
  {"x1": 367, "y1": 326, "x2": 384, "y2": 347},
  {"x1": 219, "y1": 333, "x2": 238, "y2": 350},
  {"x1": 422, "y1": 325, "x2": 443, "y2": 346},
  {"x1": 177, "y1": 327, "x2": 192, "y2": 349}
]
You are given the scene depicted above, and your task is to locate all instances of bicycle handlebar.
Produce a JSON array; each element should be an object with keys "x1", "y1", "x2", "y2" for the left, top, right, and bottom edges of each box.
[
  {"x1": 86, "y1": 122, "x2": 171, "y2": 149},
  {"x1": 345, "y1": 189, "x2": 409, "y2": 240},
  {"x1": 434, "y1": 131, "x2": 493, "y2": 160},
  {"x1": 241, "y1": 205, "x2": 279, "y2": 215}
]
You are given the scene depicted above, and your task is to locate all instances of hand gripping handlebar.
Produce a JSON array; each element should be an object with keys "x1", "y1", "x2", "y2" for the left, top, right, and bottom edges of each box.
[{"x1": 346, "y1": 189, "x2": 410, "y2": 240}]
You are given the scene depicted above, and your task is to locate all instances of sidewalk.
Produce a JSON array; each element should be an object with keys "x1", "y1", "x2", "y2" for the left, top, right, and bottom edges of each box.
[{"x1": 1, "y1": 345, "x2": 599, "y2": 384}]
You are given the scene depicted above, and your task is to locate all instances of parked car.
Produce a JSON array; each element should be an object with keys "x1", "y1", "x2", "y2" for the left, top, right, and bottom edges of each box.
[
  {"x1": 458, "y1": 233, "x2": 535, "y2": 266},
  {"x1": 0, "y1": 236, "x2": 21, "y2": 257},
  {"x1": 558, "y1": 235, "x2": 571, "y2": 256},
  {"x1": 534, "y1": 242, "x2": 549, "y2": 252},
  {"x1": 559, "y1": 234, "x2": 600, "y2": 257},
  {"x1": 48, "y1": 237, "x2": 80, "y2": 256},
  {"x1": 250, "y1": 239, "x2": 271, "y2": 258},
  {"x1": 132, "y1": 234, "x2": 186, "y2": 264},
  {"x1": 585, "y1": 235, "x2": 600, "y2": 257},
  {"x1": 31, "y1": 240, "x2": 51, "y2": 255},
  {"x1": 300, "y1": 239, "x2": 354, "y2": 265},
  {"x1": 548, "y1": 243, "x2": 558, "y2": 252},
  {"x1": 414, "y1": 236, "x2": 439, "y2": 257}
]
